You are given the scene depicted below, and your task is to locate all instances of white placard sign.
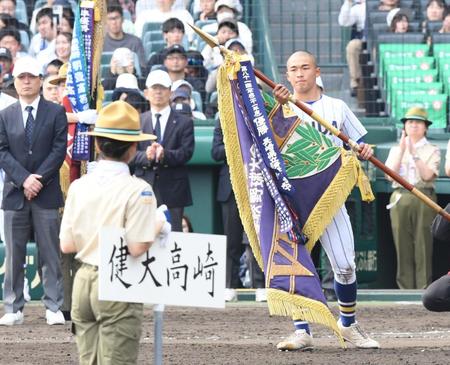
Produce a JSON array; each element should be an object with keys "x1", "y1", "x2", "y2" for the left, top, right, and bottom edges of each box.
[{"x1": 98, "y1": 228, "x2": 226, "y2": 308}]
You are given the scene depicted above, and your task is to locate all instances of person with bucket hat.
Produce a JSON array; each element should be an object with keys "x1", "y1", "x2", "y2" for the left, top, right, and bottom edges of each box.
[
  {"x1": 60, "y1": 100, "x2": 171, "y2": 364},
  {"x1": 385, "y1": 106, "x2": 441, "y2": 289}
]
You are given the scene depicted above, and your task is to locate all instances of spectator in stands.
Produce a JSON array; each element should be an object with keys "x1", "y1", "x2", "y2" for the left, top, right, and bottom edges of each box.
[
  {"x1": 0, "y1": 46, "x2": 12, "y2": 84},
  {"x1": 338, "y1": 0, "x2": 366, "y2": 98},
  {"x1": 146, "y1": 18, "x2": 185, "y2": 72},
  {"x1": 43, "y1": 74, "x2": 60, "y2": 103},
  {"x1": 202, "y1": 0, "x2": 253, "y2": 54},
  {"x1": 163, "y1": 44, "x2": 206, "y2": 100},
  {"x1": 185, "y1": 49, "x2": 208, "y2": 88},
  {"x1": 378, "y1": 0, "x2": 399, "y2": 11},
  {"x1": 54, "y1": 32, "x2": 71, "y2": 64},
  {"x1": 135, "y1": 0, "x2": 188, "y2": 13},
  {"x1": 388, "y1": 8, "x2": 410, "y2": 33},
  {"x1": 104, "y1": 2, "x2": 146, "y2": 75},
  {"x1": 56, "y1": 7, "x2": 74, "y2": 34},
  {"x1": 0, "y1": 28, "x2": 26, "y2": 64},
  {"x1": 29, "y1": 0, "x2": 72, "y2": 33},
  {"x1": 203, "y1": 18, "x2": 239, "y2": 93},
  {"x1": 195, "y1": 0, "x2": 217, "y2": 21},
  {"x1": 112, "y1": 73, "x2": 148, "y2": 113},
  {"x1": 426, "y1": 0, "x2": 447, "y2": 21},
  {"x1": 102, "y1": 47, "x2": 145, "y2": 91},
  {"x1": 170, "y1": 87, "x2": 206, "y2": 120},
  {"x1": 385, "y1": 107, "x2": 440, "y2": 289},
  {"x1": 29, "y1": 8, "x2": 56, "y2": 58},
  {"x1": 0, "y1": 2, "x2": 29, "y2": 35},
  {"x1": 439, "y1": 10, "x2": 450, "y2": 32},
  {"x1": 45, "y1": 58, "x2": 63, "y2": 76},
  {"x1": 118, "y1": 0, "x2": 136, "y2": 21},
  {"x1": 131, "y1": 69, "x2": 195, "y2": 232},
  {"x1": 134, "y1": 0, "x2": 194, "y2": 42}
]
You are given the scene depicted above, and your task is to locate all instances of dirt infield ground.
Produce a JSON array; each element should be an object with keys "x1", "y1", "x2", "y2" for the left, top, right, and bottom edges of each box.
[{"x1": 1, "y1": 302, "x2": 449, "y2": 365}]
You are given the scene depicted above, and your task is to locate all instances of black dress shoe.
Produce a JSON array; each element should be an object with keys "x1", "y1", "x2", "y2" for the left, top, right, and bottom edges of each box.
[{"x1": 62, "y1": 310, "x2": 71, "y2": 321}]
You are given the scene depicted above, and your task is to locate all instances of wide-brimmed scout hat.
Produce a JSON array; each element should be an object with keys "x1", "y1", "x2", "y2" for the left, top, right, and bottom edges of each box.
[
  {"x1": 400, "y1": 106, "x2": 433, "y2": 126},
  {"x1": 49, "y1": 62, "x2": 68, "y2": 85},
  {"x1": 88, "y1": 100, "x2": 156, "y2": 142}
]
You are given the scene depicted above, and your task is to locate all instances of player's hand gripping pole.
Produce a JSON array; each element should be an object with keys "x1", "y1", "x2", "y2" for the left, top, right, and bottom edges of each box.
[{"x1": 188, "y1": 23, "x2": 450, "y2": 222}]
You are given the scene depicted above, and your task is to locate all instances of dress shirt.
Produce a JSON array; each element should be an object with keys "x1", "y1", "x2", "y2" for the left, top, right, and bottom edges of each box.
[
  {"x1": 151, "y1": 105, "x2": 171, "y2": 141},
  {"x1": 19, "y1": 96, "x2": 40, "y2": 128}
]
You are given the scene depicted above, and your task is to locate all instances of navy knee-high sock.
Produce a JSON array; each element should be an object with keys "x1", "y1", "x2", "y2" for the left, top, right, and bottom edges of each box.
[{"x1": 334, "y1": 279, "x2": 357, "y2": 327}]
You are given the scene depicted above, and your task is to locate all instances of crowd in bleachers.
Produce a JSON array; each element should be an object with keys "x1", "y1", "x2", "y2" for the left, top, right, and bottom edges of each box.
[
  {"x1": 0, "y1": 0, "x2": 254, "y2": 121},
  {"x1": 361, "y1": 0, "x2": 450, "y2": 125}
]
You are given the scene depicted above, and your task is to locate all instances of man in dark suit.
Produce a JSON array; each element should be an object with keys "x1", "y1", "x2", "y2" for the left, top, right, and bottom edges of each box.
[
  {"x1": 131, "y1": 69, "x2": 194, "y2": 232},
  {"x1": 0, "y1": 56, "x2": 67, "y2": 326}
]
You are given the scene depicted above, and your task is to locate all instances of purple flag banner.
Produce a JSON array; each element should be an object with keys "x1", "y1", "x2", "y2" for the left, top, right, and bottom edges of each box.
[{"x1": 216, "y1": 53, "x2": 373, "y2": 344}]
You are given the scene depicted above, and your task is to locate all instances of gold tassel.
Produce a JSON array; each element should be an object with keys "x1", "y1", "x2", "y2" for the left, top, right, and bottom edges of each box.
[
  {"x1": 357, "y1": 164, "x2": 375, "y2": 202},
  {"x1": 59, "y1": 162, "x2": 70, "y2": 202}
]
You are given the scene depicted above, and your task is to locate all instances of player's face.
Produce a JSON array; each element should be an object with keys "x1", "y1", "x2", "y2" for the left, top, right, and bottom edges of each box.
[{"x1": 286, "y1": 53, "x2": 320, "y2": 95}]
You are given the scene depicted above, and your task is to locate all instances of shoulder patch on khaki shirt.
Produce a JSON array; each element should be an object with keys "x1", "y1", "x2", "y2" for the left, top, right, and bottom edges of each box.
[{"x1": 140, "y1": 189, "x2": 155, "y2": 204}]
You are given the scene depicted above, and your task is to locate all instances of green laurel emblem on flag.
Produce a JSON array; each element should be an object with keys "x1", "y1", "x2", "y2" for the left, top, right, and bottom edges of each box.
[{"x1": 282, "y1": 123, "x2": 340, "y2": 178}]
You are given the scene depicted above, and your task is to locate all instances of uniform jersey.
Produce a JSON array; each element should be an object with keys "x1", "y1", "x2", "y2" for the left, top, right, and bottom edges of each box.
[
  {"x1": 288, "y1": 94, "x2": 366, "y2": 284},
  {"x1": 289, "y1": 94, "x2": 367, "y2": 147},
  {"x1": 60, "y1": 160, "x2": 157, "y2": 266}
]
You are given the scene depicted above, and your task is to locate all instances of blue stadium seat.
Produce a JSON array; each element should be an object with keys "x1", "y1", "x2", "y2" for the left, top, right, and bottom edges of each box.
[
  {"x1": 15, "y1": 0, "x2": 28, "y2": 25},
  {"x1": 191, "y1": 90, "x2": 203, "y2": 113},
  {"x1": 19, "y1": 30, "x2": 29, "y2": 51},
  {"x1": 101, "y1": 52, "x2": 114, "y2": 65}
]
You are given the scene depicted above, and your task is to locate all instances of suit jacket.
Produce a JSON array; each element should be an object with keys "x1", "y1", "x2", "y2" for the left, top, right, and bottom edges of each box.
[
  {"x1": 211, "y1": 119, "x2": 232, "y2": 202},
  {"x1": 0, "y1": 98, "x2": 68, "y2": 210},
  {"x1": 131, "y1": 108, "x2": 194, "y2": 208}
]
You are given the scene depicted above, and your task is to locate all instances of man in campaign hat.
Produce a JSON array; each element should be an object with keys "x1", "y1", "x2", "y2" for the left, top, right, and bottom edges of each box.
[
  {"x1": 60, "y1": 100, "x2": 170, "y2": 364},
  {"x1": 0, "y1": 56, "x2": 67, "y2": 326}
]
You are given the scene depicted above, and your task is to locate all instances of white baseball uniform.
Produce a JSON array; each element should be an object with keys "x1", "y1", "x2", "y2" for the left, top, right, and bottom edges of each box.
[{"x1": 289, "y1": 94, "x2": 367, "y2": 284}]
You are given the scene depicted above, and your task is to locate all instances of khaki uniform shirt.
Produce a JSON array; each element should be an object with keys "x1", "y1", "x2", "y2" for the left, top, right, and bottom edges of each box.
[
  {"x1": 385, "y1": 137, "x2": 441, "y2": 189},
  {"x1": 60, "y1": 160, "x2": 157, "y2": 266}
]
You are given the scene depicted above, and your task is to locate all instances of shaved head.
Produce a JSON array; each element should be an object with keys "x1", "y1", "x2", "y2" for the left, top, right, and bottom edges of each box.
[{"x1": 287, "y1": 51, "x2": 317, "y2": 68}]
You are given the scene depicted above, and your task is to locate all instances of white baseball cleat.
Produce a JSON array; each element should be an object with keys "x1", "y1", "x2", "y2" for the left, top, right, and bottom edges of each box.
[
  {"x1": 46, "y1": 309, "x2": 65, "y2": 325},
  {"x1": 0, "y1": 311, "x2": 24, "y2": 326},
  {"x1": 255, "y1": 288, "x2": 267, "y2": 302},
  {"x1": 337, "y1": 319, "x2": 380, "y2": 349},
  {"x1": 276, "y1": 329, "x2": 313, "y2": 351}
]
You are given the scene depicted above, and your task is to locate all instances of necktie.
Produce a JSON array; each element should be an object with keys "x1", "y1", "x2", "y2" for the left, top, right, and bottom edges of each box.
[
  {"x1": 154, "y1": 113, "x2": 161, "y2": 142},
  {"x1": 40, "y1": 38, "x2": 46, "y2": 51},
  {"x1": 25, "y1": 106, "x2": 34, "y2": 146}
]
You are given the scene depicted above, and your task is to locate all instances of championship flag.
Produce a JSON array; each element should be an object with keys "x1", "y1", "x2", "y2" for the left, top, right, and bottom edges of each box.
[
  {"x1": 217, "y1": 52, "x2": 374, "y2": 344},
  {"x1": 60, "y1": 0, "x2": 106, "y2": 195}
]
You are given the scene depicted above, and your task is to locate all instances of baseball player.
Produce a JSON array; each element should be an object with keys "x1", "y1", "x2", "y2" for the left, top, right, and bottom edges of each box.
[{"x1": 273, "y1": 51, "x2": 379, "y2": 350}]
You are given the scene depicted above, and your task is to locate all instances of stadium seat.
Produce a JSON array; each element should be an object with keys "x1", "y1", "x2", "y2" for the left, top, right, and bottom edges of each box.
[
  {"x1": 191, "y1": 90, "x2": 203, "y2": 113},
  {"x1": 431, "y1": 33, "x2": 450, "y2": 44},
  {"x1": 101, "y1": 52, "x2": 114, "y2": 65},
  {"x1": 426, "y1": 21, "x2": 443, "y2": 33},
  {"x1": 145, "y1": 40, "x2": 166, "y2": 60},
  {"x1": 141, "y1": 22, "x2": 163, "y2": 35},
  {"x1": 19, "y1": 30, "x2": 29, "y2": 52},
  {"x1": 142, "y1": 31, "x2": 164, "y2": 46},
  {"x1": 377, "y1": 33, "x2": 425, "y2": 44},
  {"x1": 104, "y1": 90, "x2": 113, "y2": 102},
  {"x1": 15, "y1": 0, "x2": 28, "y2": 25}
]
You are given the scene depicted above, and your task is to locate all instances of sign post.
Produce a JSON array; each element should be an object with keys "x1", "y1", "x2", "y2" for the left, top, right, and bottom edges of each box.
[{"x1": 99, "y1": 228, "x2": 226, "y2": 364}]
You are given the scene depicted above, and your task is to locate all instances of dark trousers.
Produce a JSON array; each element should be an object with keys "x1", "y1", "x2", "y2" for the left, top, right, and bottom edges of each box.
[
  {"x1": 422, "y1": 274, "x2": 450, "y2": 312},
  {"x1": 3, "y1": 201, "x2": 63, "y2": 313},
  {"x1": 245, "y1": 244, "x2": 265, "y2": 288},
  {"x1": 222, "y1": 192, "x2": 244, "y2": 289}
]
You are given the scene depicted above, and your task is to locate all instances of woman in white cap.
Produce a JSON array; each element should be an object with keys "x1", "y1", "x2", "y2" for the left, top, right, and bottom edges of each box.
[
  {"x1": 385, "y1": 107, "x2": 441, "y2": 290},
  {"x1": 60, "y1": 100, "x2": 170, "y2": 364}
]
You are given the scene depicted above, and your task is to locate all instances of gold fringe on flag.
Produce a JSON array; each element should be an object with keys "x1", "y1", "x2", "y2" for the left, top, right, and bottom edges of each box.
[
  {"x1": 267, "y1": 288, "x2": 345, "y2": 347},
  {"x1": 303, "y1": 151, "x2": 375, "y2": 252}
]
